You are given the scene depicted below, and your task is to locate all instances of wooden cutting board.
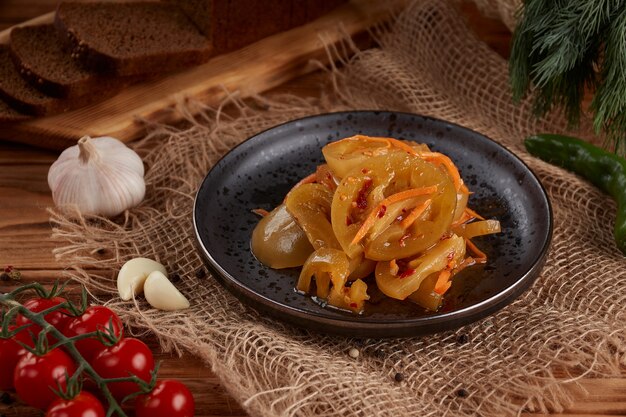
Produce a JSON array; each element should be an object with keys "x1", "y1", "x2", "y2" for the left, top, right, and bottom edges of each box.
[{"x1": 0, "y1": 0, "x2": 403, "y2": 151}]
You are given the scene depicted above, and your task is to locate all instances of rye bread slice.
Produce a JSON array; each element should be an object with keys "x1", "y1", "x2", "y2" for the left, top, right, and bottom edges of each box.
[
  {"x1": 0, "y1": 97, "x2": 29, "y2": 123},
  {"x1": 10, "y1": 24, "x2": 120, "y2": 99},
  {"x1": 0, "y1": 45, "x2": 66, "y2": 115},
  {"x1": 0, "y1": 45, "x2": 120, "y2": 116},
  {"x1": 55, "y1": 1, "x2": 213, "y2": 77}
]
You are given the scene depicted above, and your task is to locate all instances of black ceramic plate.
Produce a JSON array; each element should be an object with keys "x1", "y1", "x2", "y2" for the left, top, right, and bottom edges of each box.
[{"x1": 193, "y1": 111, "x2": 552, "y2": 338}]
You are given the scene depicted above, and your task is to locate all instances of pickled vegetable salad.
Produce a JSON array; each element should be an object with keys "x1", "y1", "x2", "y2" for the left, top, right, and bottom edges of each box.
[{"x1": 251, "y1": 135, "x2": 501, "y2": 314}]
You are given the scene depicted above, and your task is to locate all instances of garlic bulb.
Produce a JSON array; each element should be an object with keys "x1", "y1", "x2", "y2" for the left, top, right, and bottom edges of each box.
[{"x1": 48, "y1": 135, "x2": 145, "y2": 217}]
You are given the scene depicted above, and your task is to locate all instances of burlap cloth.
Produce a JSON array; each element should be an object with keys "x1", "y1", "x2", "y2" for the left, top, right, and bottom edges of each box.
[{"x1": 51, "y1": 1, "x2": 626, "y2": 416}]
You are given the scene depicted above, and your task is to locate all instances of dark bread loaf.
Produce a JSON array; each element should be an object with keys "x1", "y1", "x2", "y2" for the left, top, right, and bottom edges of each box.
[
  {"x1": 10, "y1": 24, "x2": 120, "y2": 98},
  {"x1": 55, "y1": 1, "x2": 213, "y2": 76},
  {"x1": 168, "y1": 0, "x2": 347, "y2": 52}
]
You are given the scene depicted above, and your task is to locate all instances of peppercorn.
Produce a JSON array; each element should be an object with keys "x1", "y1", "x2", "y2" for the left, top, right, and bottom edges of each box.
[
  {"x1": 456, "y1": 388, "x2": 469, "y2": 398},
  {"x1": 374, "y1": 349, "x2": 386, "y2": 359},
  {"x1": 394, "y1": 372, "x2": 404, "y2": 382},
  {"x1": 456, "y1": 333, "x2": 469, "y2": 345},
  {"x1": 195, "y1": 267, "x2": 207, "y2": 279}
]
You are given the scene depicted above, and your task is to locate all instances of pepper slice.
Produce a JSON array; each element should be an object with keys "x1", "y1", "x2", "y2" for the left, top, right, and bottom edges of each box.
[
  {"x1": 322, "y1": 135, "x2": 431, "y2": 179},
  {"x1": 285, "y1": 183, "x2": 341, "y2": 250},
  {"x1": 327, "y1": 279, "x2": 370, "y2": 313},
  {"x1": 331, "y1": 152, "x2": 457, "y2": 261},
  {"x1": 525, "y1": 133, "x2": 626, "y2": 254},
  {"x1": 375, "y1": 234, "x2": 465, "y2": 300},
  {"x1": 407, "y1": 273, "x2": 443, "y2": 311},
  {"x1": 297, "y1": 247, "x2": 350, "y2": 298}
]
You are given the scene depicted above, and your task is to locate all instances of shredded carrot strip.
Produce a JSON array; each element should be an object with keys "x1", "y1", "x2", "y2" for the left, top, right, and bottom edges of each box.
[
  {"x1": 434, "y1": 269, "x2": 452, "y2": 295},
  {"x1": 451, "y1": 256, "x2": 477, "y2": 275},
  {"x1": 464, "y1": 207, "x2": 485, "y2": 221},
  {"x1": 389, "y1": 259, "x2": 399, "y2": 276},
  {"x1": 400, "y1": 199, "x2": 432, "y2": 229},
  {"x1": 283, "y1": 172, "x2": 317, "y2": 202},
  {"x1": 465, "y1": 238, "x2": 487, "y2": 262},
  {"x1": 386, "y1": 138, "x2": 419, "y2": 155},
  {"x1": 350, "y1": 186, "x2": 438, "y2": 246},
  {"x1": 419, "y1": 152, "x2": 462, "y2": 191},
  {"x1": 251, "y1": 208, "x2": 270, "y2": 217}
]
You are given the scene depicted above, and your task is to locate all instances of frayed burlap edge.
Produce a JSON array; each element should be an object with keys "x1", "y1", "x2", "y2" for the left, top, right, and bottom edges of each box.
[{"x1": 50, "y1": 1, "x2": 626, "y2": 416}]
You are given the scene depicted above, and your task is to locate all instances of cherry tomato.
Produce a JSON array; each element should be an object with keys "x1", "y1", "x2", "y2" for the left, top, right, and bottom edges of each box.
[
  {"x1": 16, "y1": 297, "x2": 72, "y2": 343},
  {"x1": 0, "y1": 326, "x2": 32, "y2": 390},
  {"x1": 46, "y1": 391, "x2": 105, "y2": 417},
  {"x1": 135, "y1": 380, "x2": 195, "y2": 417},
  {"x1": 62, "y1": 306, "x2": 123, "y2": 361},
  {"x1": 14, "y1": 348, "x2": 77, "y2": 410},
  {"x1": 90, "y1": 338, "x2": 154, "y2": 401}
]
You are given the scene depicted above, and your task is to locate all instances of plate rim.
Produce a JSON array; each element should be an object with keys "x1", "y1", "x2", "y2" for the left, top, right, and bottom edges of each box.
[{"x1": 192, "y1": 110, "x2": 553, "y2": 334}]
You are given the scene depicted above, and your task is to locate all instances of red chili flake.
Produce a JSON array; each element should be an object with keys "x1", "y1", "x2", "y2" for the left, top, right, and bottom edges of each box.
[
  {"x1": 346, "y1": 216, "x2": 353, "y2": 226},
  {"x1": 4, "y1": 265, "x2": 12, "y2": 273},
  {"x1": 399, "y1": 233, "x2": 411, "y2": 247},
  {"x1": 361, "y1": 168, "x2": 370, "y2": 174},
  {"x1": 356, "y1": 178, "x2": 373, "y2": 209},
  {"x1": 399, "y1": 269, "x2": 415, "y2": 279},
  {"x1": 350, "y1": 302, "x2": 358, "y2": 308},
  {"x1": 447, "y1": 251, "x2": 455, "y2": 261},
  {"x1": 378, "y1": 205, "x2": 387, "y2": 218}
]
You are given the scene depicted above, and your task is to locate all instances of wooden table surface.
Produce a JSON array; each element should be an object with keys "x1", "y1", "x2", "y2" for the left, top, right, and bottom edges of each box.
[{"x1": 1, "y1": 2, "x2": 624, "y2": 416}]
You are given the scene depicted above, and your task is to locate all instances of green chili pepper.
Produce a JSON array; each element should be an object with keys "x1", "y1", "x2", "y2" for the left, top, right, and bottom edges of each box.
[{"x1": 525, "y1": 133, "x2": 626, "y2": 255}]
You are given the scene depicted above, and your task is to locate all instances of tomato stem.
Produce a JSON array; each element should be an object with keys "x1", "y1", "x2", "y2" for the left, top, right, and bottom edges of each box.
[
  {"x1": 0, "y1": 284, "x2": 149, "y2": 417},
  {"x1": 48, "y1": 330, "x2": 107, "y2": 351}
]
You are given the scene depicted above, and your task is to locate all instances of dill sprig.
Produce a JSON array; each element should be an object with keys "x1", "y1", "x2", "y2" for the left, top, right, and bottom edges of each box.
[{"x1": 510, "y1": 0, "x2": 626, "y2": 152}]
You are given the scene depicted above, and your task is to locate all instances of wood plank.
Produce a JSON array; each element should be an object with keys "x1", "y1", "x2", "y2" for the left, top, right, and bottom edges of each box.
[
  {"x1": 0, "y1": 1, "x2": 55, "y2": 31},
  {"x1": 0, "y1": 11, "x2": 53, "y2": 41},
  {"x1": 1, "y1": 2, "x2": 626, "y2": 417},
  {"x1": 0, "y1": 0, "x2": 404, "y2": 151},
  {"x1": 523, "y1": 412, "x2": 626, "y2": 417}
]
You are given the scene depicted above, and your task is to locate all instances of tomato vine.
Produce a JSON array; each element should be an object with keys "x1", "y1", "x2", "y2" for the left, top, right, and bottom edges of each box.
[{"x1": 0, "y1": 282, "x2": 158, "y2": 417}]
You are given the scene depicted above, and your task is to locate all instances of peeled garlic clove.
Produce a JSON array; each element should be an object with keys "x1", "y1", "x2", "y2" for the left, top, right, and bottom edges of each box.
[
  {"x1": 48, "y1": 135, "x2": 145, "y2": 217},
  {"x1": 144, "y1": 270, "x2": 190, "y2": 311},
  {"x1": 117, "y1": 258, "x2": 167, "y2": 301}
]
